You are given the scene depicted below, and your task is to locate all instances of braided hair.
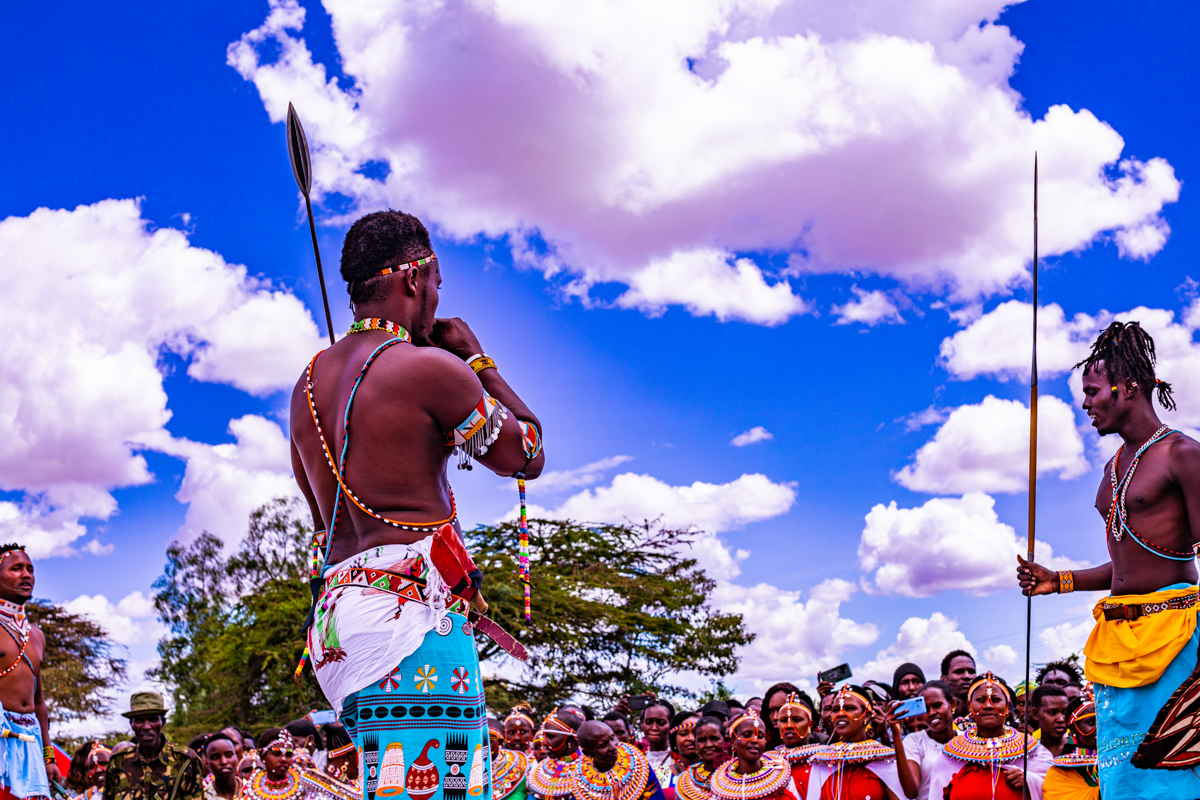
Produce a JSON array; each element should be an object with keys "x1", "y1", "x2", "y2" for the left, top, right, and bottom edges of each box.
[{"x1": 1074, "y1": 321, "x2": 1176, "y2": 410}]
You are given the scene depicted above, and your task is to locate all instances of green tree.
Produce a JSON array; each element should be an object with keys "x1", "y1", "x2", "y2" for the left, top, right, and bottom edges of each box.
[
  {"x1": 151, "y1": 497, "x2": 324, "y2": 738},
  {"x1": 25, "y1": 601, "x2": 127, "y2": 724},
  {"x1": 467, "y1": 519, "x2": 753, "y2": 714}
]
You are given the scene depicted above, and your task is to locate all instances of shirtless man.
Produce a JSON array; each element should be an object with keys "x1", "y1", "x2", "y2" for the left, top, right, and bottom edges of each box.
[
  {"x1": 0, "y1": 544, "x2": 61, "y2": 799},
  {"x1": 1018, "y1": 321, "x2": 1200, "y2": 800},
  {"x1": 290, "y1": 211, "x2": 544, "y2": 800}
]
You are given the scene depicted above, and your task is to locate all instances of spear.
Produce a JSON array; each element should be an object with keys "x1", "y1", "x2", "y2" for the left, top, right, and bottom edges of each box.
[
  {"x1": 286, "y1": 102, "x2": 336, "y2": 346},
  {"x1": 1023, "y1": 153, "x2": 1038, "y2": 791}
]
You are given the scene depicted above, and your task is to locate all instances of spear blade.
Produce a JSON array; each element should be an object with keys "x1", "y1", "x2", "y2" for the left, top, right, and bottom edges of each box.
[{"x1": 285, "y1": 102, "x2": 336, "y2": 346}]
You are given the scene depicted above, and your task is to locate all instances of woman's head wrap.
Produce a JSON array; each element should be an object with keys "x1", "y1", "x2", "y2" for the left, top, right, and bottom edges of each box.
[{"x1": 891, "y1": 662, "x2": 926, "y2": 696}]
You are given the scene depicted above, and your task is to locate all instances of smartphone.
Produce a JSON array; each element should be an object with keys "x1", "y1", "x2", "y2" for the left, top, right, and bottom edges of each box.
[
  {"x1": 892, "y1": 696, "x2": 927, "y2": 720},
  {"x1": 308, "y1": 709, "x2": 337, "y2": 725},
  {"x1": 627, "y1": 694, "x2": 654, "y2": 712},
  {"x1": 818, "y1": 663, "x2": 853, "y2": 685}
]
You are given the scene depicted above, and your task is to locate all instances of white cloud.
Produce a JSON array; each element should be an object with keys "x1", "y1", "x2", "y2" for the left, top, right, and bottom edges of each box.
[
  {"x1": 981, "y1": 644, "x2": 1018, "y2": 671},
  {"x1": 897, "y1": 406, "x2": 948, "y2": 432},
  {"x1": 530, "y1": 455, "x2": 635, "y2": 492},
  {"x1": 156, "y1": 415, "x2": 300, "y2": 545},
  {"x1": 858, "y1": 492, "x2": 1085, "y2": 597},
  {"x1": 834, "y1": 287, "x2": 904, "y2": 326},
  {"x1": 731, "y1": 427, "x2": 774, "y2": 447},
  {"x1": 229, "y1": 0, "x2": 1178, "y2": 324},
  {"x1": 524, "y1": 472, "x2": 797, "y2": 534},
  {"x1": 0, "y1": 200, "x2": 324, "y2": 557},
  {"x1": 1039, "y1": 618, "x2": 1093, "y2": 660},
  {"x1": 857, "y1": 612, "x2": 974, "y2": 682},
  {"x1": 894, "y1": 395, "x2": 1087, "y2": 494},
  {"x1": 61, "y1": 591, "x2": 165, "y2": 646}
]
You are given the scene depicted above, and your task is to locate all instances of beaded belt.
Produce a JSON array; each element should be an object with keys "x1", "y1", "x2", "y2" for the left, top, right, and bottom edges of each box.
[{"x1": 1101, "y1": 591, "x2": 1198, "y2": 622}]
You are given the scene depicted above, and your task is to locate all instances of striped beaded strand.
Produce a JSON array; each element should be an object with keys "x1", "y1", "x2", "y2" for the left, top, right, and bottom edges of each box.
[{"x1": 518, "y1": 476, "x2": 531, "y2": 621}]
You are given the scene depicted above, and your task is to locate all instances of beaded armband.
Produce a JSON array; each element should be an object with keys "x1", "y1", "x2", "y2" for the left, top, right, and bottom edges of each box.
[
  {"x1": 1058, "y1": 570, "x2": 1075, "y2": 594},
  {"x1": 519, "y1": 420, "x2": 542, "y2": 460},
  {"x1": 449, "y1": 390, "x2": 507, "y2": 470},
  {"x1": 466, "y1": 354, "x2": 497, "y2": 375},
  {"x1": 44, "y1": 745, "x2": 55, "y2": 764}
]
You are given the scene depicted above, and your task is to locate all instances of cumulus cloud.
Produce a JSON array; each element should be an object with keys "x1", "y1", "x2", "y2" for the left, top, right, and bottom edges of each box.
[
  {"x1": 857, "y1": 612, "x2": 974, "y2": 682},
  {"x1": 524, "y1": 472, "x2": 797, "y2": 534},
  {"x1": 0, "y1": 200, "x2": 323, "y2": 557},
  {"x1": 894, "y1": 395, "x2": 1087, "y2": 494},
  {"x1": 731, "y1": 427, "x2": 774, "y2": 447},
  {"x1": 62, "y1": 591, "x2": 165, "y2": 646},
  {"x1": 981, "y1": 644, "x2": 1019, "y2": 671},
  {"x1": 859, "y1": 492, "x2": 1085, "y2": 597},
  {"x1": 1039, "y1": 618, "x2": 1093, "y2": 660},
  {"x1": 834, "y1": 287, "x2": 904, "y2": 326},
  {"x1": 229, "y1": 0, "x2": 1178, "y2": 324},
  {"x1": 530, "y1": 455, "x2": 635, "y2": 492}
]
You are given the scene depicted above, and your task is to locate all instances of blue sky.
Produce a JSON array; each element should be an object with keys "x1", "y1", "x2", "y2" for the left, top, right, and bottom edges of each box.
[{"x1": 2, "y1": 0, "x2": 1199, "y2": 730}]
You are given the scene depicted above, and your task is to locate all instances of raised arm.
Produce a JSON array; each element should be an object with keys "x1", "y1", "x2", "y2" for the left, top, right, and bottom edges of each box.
[{"x1": 1018, "y1": 556, "x2": 1112, "y2": 596}]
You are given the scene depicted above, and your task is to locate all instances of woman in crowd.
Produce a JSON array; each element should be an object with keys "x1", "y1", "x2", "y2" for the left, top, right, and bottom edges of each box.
[
  {"x1": 676, "y1": 717, "x2": 726, "y2": 800},
  {"x1": 242, "y1": 731, "x2": 304, "y2": 800},
  {"x1": 895, "y1": 680, "x2": 956, "y2": 800},
  {"x1": 762, "y1": 683, "x2": 806, "y2": 749},
  {"x1": 65, "y1": 741, "x2": 110, "y2": 800},
  {"x1": 506, "y1": 704, "x2": 538, "y2": 754},
  {"x1": 642, "y1": 700, "x2": 677, "y2": 788},
  {"x1": 711, "y1": 711, "x2": 798, "y2": 800},
  {"x1": 1043, "y1": 692, "x2": 1098, "y2": 800},
  {"x1": 773, "y1": 693, "x2": 822, "y2": 797},
  {"x1": 490, "y1": 719, "x2": 531, "y2": 800},
  {"x1": 927, "y1": 673, "x2": 1051, "y2": 800},
  {"x1": 807, "y1": 685, "x2": 911, "y2": 800}
]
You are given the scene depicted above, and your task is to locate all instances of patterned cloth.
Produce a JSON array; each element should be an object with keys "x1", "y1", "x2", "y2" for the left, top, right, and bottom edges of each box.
[
  {"x1": 337, "y1": 605, "x2": 489, "y2": 800},
  {"x1": 0, "y1": 704, "x2": 48, "y2": 799},
  {"x1": 1092, "y1": 583, "x2": 1200, "y2": 800},
  {"x1": 102, "y1": 741, "x2": 203, "y2": 800}
]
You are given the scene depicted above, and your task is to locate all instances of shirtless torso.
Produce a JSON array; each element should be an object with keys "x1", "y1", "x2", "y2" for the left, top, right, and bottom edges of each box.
[
  {"x1": 289, "y1": 257, "x2": 544, "y2": 570},
  {"x1": 1019, "y1": 366, "x2": 1200, "y2": 599},
  {"x1": 0, "y1": 548, "x2": 61, "y2": 785}
]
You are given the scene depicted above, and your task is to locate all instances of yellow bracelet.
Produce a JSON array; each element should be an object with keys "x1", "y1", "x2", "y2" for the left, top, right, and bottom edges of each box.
[
  {"x1": 44, "y1": 745, "x2": 55, "y2": 763},
  {"x1": 1058, "y1": 570, "x2": 1075, "y2": 594},
  {"x1": 466, "y1": 354, "x2": 497, "y2": 375}
]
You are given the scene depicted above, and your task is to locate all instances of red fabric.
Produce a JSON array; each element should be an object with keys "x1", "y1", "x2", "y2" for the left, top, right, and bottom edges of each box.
[
  {"x1": 944, "y1": 764, "x2": 1023, "y2": 800},
  {"x1": 818, "y1": 765, "x2": 888, "y2": 800},
  {"x1": 790, "y1": 762, "x2": 811, "y2": 797},
  {"x1": 429, "y1": 523, "x2": 479, "y2": 600}
]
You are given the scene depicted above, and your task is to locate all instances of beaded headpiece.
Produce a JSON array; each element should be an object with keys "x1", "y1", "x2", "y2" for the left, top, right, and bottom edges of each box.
[
  {"x1": 87, "y1": 742, "x2": 112, "y2": 766},
  {"x1": 732, "y1": 707, "x2": 767, "y2": 736},
  {"x1": 373, "y1": 254, "x2": 437, "y2": 277},
  {"x1": 968, "y1": 672, "x2": 1007, "y2": 703},
  {"x1": 1068, "y1": 685, "x2": 1096, "y2": 730},
  {"x1": 670, "y1": 718, "x2": 698, "y2": 735},
  {"x1": 507, "y1": 705, "x2": 536, "y2": 726},
  {"x1": 0, "y1": 544, "x2": 25, "y2": 564},
  {"x1": 833, "y1": 685, "x2": 873, "y2": 716},
  {"x1": 265, "y1": 730, "x2": 296, "y2": 753},
  {"x1": 779, "y1": 692, "x2": 812, "y2": 720},
  {"x1": 544, "y1": 710, "x2": 578, "y2": 739}
]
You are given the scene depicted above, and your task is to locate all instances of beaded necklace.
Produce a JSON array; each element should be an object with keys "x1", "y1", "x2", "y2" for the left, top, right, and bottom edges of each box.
[
  {"x1": 943, "y1": 726, "x2": 1034, "y2": 764},
  {"x1": 1107, "y1": 426, "x2": 1195, "y2": 560},
  {"x1": 529, "y1": 750, "x2": 582, "y2": 797},
  {"x1": 710, "y1": 758, "x2": 791, "y2": 800},
  {"x1": 676, "y1": 763, "x2": 715, "y2": 800},
  {"x1": 492, "y1": 749, "x2": 531, "y2": 800},
  {"x1": 0, "y1": 597, "x2": 32, "y2": 679},
  {"x1": 571, "y1": 744, "x2": 652, "y2": 800},
  {"x1": 244, "y1": 769, "x2": 304, "y2": 800}
]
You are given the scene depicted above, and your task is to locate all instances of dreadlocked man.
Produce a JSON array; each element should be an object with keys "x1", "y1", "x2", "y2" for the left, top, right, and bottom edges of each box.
[{"x1": 1018, "y1": 321, "x2": 1200, "y2": 800}]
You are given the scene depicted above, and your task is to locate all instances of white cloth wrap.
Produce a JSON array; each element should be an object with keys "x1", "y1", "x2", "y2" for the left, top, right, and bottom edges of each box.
[
  {"x1": 307, "y1": 540, "x2": 452, "y2": 717},
  {"x1": 805, "y1": 759, "x2": 904, "y2": 800},
  {"x1": 924, "y1": 744, "x2": 1051, "y2": 800}
]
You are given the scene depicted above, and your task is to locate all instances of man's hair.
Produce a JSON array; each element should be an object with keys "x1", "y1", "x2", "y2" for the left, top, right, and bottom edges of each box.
[
  {"x1": 940, "y1": 650, "x2": 975, "y2": 676},
  {"x1": 286, "y1": 718, "x2": 323, "y2": 749},
  {"x1": 602, "y1": 711, "x2": 629, "y2": 727},
  {"x1": 726, "y1": 698, "x2": 745, "y2": 710},
  {"x1": 204, "y1": 733, "x2": 236, "y2": 754},
  {"x1": 1031, "y1": 685, "x2": 1067, "y2": 709},
  {"x1": 1036, "y1": 660, "x2": 1082, "y2": 684},
  {"x1": 1074, "y1": 321, "x2": 1175, "y2": 410},
  {"x1": 341, "y1": 210, "x2": 433, "y2": 305}
]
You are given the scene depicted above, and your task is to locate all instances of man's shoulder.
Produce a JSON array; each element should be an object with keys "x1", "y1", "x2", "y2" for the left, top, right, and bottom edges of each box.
[{"x1": 162, "y1": 740, "x2": 203, "y2": 764}]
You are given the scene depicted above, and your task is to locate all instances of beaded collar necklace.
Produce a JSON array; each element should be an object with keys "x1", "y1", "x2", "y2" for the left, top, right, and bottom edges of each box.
[
  {"x1": 675, "y1": 763, "x2": 714, "y2": 800},
  {"x1": 0, "y1": 597, "x2": 29, "y2": 638},
  {"x1": 811, "y1": 740, "x2": 894, "y2": 764},
  {"x1": 528, "y1": 750, "x2": 582, "y2": 797},
  {"x1": 347, "y1": 318, "x2": 411, "y2": 340},
  {"x1": 1051, "y1": 747, "x2": 1097, "y2": 767},
  {"x1": 245, "y1": 768, "x2": 303, "y2": 800},
  {"x1": 710, "y1": 758, "x2": 790, "y2": 800},
  {"x1": 571, "y1": 744, "x2": 651, "y2": 800},
  {"x1": 492, "y1": 749, "x2": 530, "y2": 800},
  {"x1": 943, "y1": 726, "x2": 1034, "y2": 764}
]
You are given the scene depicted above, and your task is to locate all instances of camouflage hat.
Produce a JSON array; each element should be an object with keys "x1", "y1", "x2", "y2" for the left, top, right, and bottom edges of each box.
[{"x1": 122, "y1": 691, "x2": 168, "y2": 719}]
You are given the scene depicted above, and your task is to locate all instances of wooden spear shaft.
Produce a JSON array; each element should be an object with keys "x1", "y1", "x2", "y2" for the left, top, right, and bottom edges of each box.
[{"x1": 1023, "y1": 152, "x2": 1039, "y2": 791}]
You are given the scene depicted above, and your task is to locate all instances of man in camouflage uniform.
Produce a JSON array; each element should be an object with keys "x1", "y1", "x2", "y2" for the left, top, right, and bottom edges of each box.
[{"x1": 103, "y1": 692, "x2": 202, "y2": 800}]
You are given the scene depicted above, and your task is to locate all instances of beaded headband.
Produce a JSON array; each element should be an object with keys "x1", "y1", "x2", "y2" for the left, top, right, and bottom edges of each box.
[
  {"x1": 87, "y1": 743, "x2": 112, "y2": 765},
  {"x1": 328, "y1": 742, "x2": 356, "y2": 758},
  {"x1": 266, "y1": 730, "x2": 296, "y2": 752},
  {"x1": 670, "y1": 719, "x2": 698, "y2": 735},
  {"x1": 779, "y1": 692, "x2": 812, "y2": 718},
  {"x1": 374, "y1": 254, "x2": 437, "y2": 277},
  {"x1": 732, "y1": 707, "x2": 767, "y2": 735},
  {"x1": 0, "y1": 544, "x2": 26, "y2": 564},
  {"x1": 968, "y1": 672, "x2": 1007, "y2": 701},
  {"x1": 1068, "y1": 684, "x2": 1096, "y2": 728},
  {"x1": 834, "y1": 685, "x2": 873, "y2": 712},
  {"x1": 544, "y1": 711, "x2": 578, "y2": 738},
  {"x1": 506, "y1": 709, "x2": 536, "y2": 726}
]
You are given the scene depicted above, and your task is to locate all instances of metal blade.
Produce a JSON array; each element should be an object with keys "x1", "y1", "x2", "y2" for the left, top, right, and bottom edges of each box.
[
  {"x1": 469, "y1": 612, "x2": 529, "y2": 662},
  {"x1": 287, "y1": 102, "x2": 313, "y2": 198}
]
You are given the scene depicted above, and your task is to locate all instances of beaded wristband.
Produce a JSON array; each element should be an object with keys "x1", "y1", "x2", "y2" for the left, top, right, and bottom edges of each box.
[
  {"x1": 44, "y1": 745, "x2": 55, "y2": 763},
  {"x1": 466, "y1": 354, "x2": 497, "y2": 375},
  {"x1": 1058, "y1": 570, "x2": 1075, "y2": 594}
]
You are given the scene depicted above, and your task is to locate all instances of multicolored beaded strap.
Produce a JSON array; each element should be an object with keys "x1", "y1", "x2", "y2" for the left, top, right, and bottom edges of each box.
[
  {"x1": 517, "y1": 476, "x2": 531, "y2": 621},
  {"x1": 373, "y1": 254, "x2": 437, "y2": 277},
  {"x1": 348, "y1": 317, "x2": 410, "y2": 337},
  {"x1": 1108, "y1": 426, "x2": 1197, "y2": 561}
]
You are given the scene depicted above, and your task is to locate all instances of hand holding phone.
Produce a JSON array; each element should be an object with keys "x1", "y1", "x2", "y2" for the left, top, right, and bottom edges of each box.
[
  {"x1": 627, "y1": 694, "x2": 655, "y2": 712},
  {"x1": 817, "y1": 663, "x2": 853, "y2": 685},
  {"x1": 892, "y1": 696, "x2": 927, "y2": 720}
]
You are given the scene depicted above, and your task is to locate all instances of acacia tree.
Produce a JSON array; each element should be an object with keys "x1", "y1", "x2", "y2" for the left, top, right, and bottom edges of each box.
[
  {"x1": 468, "y1": 519, "x2": 753, "y2": 713},
  {"x1": 25, "y1": 602, "x2": 127, "y2": 723}
]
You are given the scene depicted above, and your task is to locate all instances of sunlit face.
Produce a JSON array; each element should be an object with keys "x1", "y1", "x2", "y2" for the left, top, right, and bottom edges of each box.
[
  {"x1": 694, "y1": 722, "x2": 724, "y2": 767},
  {"x1": 206, "y1": 740, "x2": 239, "y2": 781},
  {"x1": 1037, "y1": 696, "x2": 1070, "y2": 742},
  {"x1": 897, "y1": 674, "x2": 924, "y2": 700},
  {"x1": 777, "y1": 705, "x2": 811, "y2": 747},
  {"x1": 674, "y1": 716, "x2": 699, "y2": 758},
  {"x1": 88, "y1": 752, "x2": 110, "y2": 788},
  {"x1": 921, "y1": 686, "x2": 954, "y2": 736},
  {"x1": 1082, "y1": 365, "x2": 1130, "y2": 436},
  {"x1": 262, "y1": 745, "x2": 294, "y2": 781},
  {"x1": 731, "y1": 718, "x2": 767, "y2": 765},
  {"x1": 505, "y1": 717, "x2": 534, "y2": 751},
  {"x1": 945, "y1": 657, "x2": 977, "y2": 701},
  {"x1": 0, "y1": 551, "x2": 34, "y2": 604},
  {"x1": 641, "y1": 706, "x2": 670, "y2": 748},
  {"x1": 969, "y1": 682, "x2": 1009, "y2": 735},
  {"x1": 831, "y1": 695, "x2": 868, "y2": 742}
]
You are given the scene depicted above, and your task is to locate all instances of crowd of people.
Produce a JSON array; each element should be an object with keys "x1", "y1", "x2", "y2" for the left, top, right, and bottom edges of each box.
[{"x1": 56, "y1": 651, "x2": 1095, "y2": 800}]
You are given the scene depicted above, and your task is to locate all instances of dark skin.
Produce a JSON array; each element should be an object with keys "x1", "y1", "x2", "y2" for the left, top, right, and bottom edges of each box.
[
  {"x1": 545, "y1": 726, "x2": 579, "y2": 759},
  {"x1": 694, "y1": 722, "x2": 725, "y2": 772},
  {"x1": 967, "y1": 685, "x2": 1027, "y2": 793},
  {"x1": 776, "y1": 705, "x2": 811, "y2": 748},
  {"x1": 505, "y1": 715, "x2": 534, "y2": 751},
  {"x1": 823, "y1": 696, "x2": 900, "y2": 800},
  {"x1": 1035, "y1": 696, "x2": 1069, "y2": 758},
  {"x1": 940, "y1": 656, "x2": 976, "y2": 718},
  {"x1": 1020, "y1": 367, "x2": 1200, "y2": 674},
  {"x1": 220, "y1": 728, "x2": 245, "y2": 758},
  {"x1": 131, "y1": 714, "x2": 166, "y2": 761},
  {"x1": 89, "y1": 751, "x2": 111, "y2": 789},
  {"x1": 205, "y1": 740, "x2": 241, "y2": 800},
  {"x1": 641, "y1": 706, "x2": 670, "y2": 751},
  {"x1": 730, "y1": 718, "x2": 769, "y2": 775},
  {"x1": 819, "y1": 693, "x2": 836, "y2": 735},
  {"x1": 290, "y1": 257, "x2": 545, "y2": 586},
  {"x1": 0, "y1": 552, "x2": 60, "y2": 784},
  {"x1": 603, "y1": 717, "x2": 632, "y2": 744},
  {"x1": 238, "y1": 756, "x2": 261, "y2": 780},
  {"x1": 673, "y1": 714, "x2": 700, "y2": 770},
  {"x1": 1070, "y1": 715, "x2": 1097, "y2": 751},
  {"x1": 896, "y1": 675, "x2": 923, "y2": 700},
  {"x1": 578, "y1": 722, "x2": 620, "y2": 773},
  {"x1": 262, "y1": 746, "x2": 294, "y2": 783},
  {"x1": 1039, "y1": 670, "x2": 1072, "y2": 689}
]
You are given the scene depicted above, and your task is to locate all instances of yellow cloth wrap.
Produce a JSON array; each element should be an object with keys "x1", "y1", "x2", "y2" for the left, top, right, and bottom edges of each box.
[
  {"x1": 1083, "y1": 585, "x2": 1199, "y2": 688},
  {"x1": 1043, "y1": 767, "x2": 1098, "y2": 800}
]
